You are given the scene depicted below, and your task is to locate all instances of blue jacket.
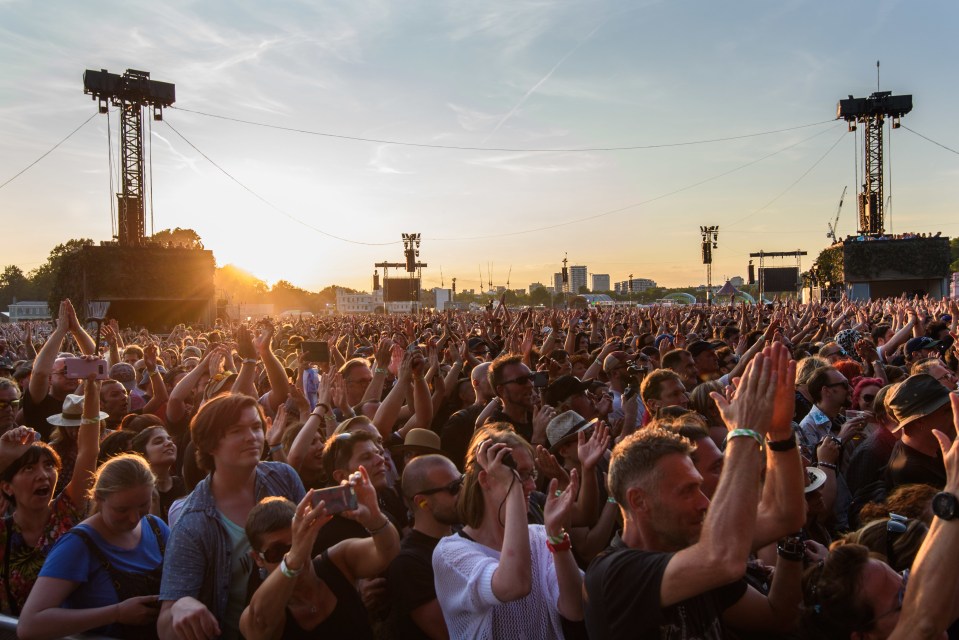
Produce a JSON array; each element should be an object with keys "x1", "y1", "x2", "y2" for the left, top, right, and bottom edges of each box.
[{"x1": 158, "y1": 462, "x2": 305, "y2": 623}]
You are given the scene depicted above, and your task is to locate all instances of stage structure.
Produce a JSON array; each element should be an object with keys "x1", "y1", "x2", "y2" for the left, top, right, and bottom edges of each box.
[
  {"x1": 75, "y1": 68, "x2": 215, "y2": 327},
  {"x1": 749, "y1": 251, "x2": 807, "y2": 301},
  {"x1": 700, "y1": 226, "x2": 719, "y2": 305},
  {"x1": 374, "y1": 233, "x2": 427, "y2": 313}
]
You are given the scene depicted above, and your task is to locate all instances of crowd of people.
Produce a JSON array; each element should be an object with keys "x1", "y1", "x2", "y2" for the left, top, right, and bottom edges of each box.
[{"x1": 0, "y1": 293, "x2": 957, "y2": 639}]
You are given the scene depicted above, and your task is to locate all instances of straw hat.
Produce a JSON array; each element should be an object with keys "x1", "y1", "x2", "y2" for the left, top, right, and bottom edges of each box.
[{"x1": 47, "y1": 394, "x2": 109, "y2": 427}]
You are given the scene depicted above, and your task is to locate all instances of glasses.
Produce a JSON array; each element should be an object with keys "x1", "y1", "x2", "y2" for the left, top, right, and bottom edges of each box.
[
  {"x1": 865, "y1": 568, "x2": 909, "y2": 629},
  {"x1": 500, "y1": 373, "x2": 535, "y2": 386},
  {"x1": 256, "y1": 541, "x2": 292, "y2": 564},
  {"x1": 824, "y1": 380, "x2": 851, "y2": 389},
  {"x1": 861, "y1": 394, "x2": 876, "y2": 405},
  {"x1": 515, "y1": 468, "x2": 538, "y2": 483},
  {"x1": 885, "y1": 513, "x2": 908, "y2": 569},
  {"x1": 0, "y1": 399, "x2": 20, "y2": 410},
  {"x1": 417, "y1": 475, "x2": 465, "y2": 497}
]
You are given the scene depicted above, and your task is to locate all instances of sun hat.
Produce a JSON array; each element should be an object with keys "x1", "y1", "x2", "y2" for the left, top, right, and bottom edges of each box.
[
  {"x1": 47, "y1": 394, "x2": 109, "y2": 427},
  {"x1": 546, "y1": 410, "x2": 598, "y2": 453}
]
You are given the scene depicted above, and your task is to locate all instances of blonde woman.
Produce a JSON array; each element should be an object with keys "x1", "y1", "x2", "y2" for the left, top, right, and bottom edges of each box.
[{"x1": 19, "y1": 453, "x2": 168, "y2": 640}]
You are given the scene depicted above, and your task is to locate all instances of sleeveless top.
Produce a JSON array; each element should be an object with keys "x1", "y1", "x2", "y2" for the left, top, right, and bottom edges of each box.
[
  {"x1": 64, "y1": 515, "x2": 166, "y2": 640},
  {"x1": 280, "y1": 550, "x2": 373, "y2": 640}
]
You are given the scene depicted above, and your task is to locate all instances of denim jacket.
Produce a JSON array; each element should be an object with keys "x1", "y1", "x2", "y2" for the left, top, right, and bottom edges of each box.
[{"x1": 158, "y1": 462, "x2": 305, "y2": 623}]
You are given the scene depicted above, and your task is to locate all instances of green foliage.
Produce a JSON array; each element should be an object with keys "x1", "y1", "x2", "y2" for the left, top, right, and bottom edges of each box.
[
  {"x1": 950, "y1": 237, "x2": 959, "y2": 272},
  {"x1": 842, "y1": 238, "x2": 951, "y2": 280},
  {"x1": 0, "y1": 265, "x2": 32, "y2": 308},
  {"x1": 151, "y1": 227, "x2": 204, "y2": 249}
]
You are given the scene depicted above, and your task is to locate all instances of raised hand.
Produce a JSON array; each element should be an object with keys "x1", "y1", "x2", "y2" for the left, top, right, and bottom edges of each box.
[
  {"x1": 709, "y1": 350, "x2": 776, "y2": 437},
  {"x1": 534, "y1": 445, "x2": 570, "y2": 490},
  {"x1": 544, "y1": 468, "x2": 580, "y2": 539},
  {"x1": 577, "y1": 421, "x2": 610, "y2": 470}
]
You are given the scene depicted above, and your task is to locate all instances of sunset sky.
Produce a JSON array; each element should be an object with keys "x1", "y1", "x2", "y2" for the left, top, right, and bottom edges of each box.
[{"x1": 2, "y1": 0, "x2": 957, "y2": 295}]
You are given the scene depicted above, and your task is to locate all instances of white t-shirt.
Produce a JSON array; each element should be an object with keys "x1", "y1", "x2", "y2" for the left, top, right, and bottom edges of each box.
[{"x1": 432, "y1": 524, "x2": 574, "y2": 640}]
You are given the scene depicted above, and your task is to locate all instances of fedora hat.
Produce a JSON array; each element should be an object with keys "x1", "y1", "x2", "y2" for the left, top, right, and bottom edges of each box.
[
  {"x1": 393, "y1": 428, "x2": 444, "y2": 457},
  {"x1": 804, "y1": 466, "x2": 827, "y2": 494},
  {"x1": 546, "y1": 410, "x2": 598, "y2": 453},
  {"x1": 47, "y1": 394, "x2": 109, "y2": 428}
]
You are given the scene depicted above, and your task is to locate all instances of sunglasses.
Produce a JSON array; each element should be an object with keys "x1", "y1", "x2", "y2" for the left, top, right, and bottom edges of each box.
[
  {"x1": 861, "y1": 394, "x2": 876, "y2": 405},
  {"x1": 885, "y1": 513, "x2": 908, "y2": 569},
  {"x1": 0, "y1": 399, "x2": 20, "y2": 410},
  {"x1": 865, "y1": 568, "x2": 909, "y2": 628},
  {"x1": 501, "y1": 373, "x2": 535, "y2": 386},
  {"x1": 824, "y1": 381, "x2": 851, "y2": 389},
  {"x1": 417, "y1": 475, "x2": 465, "y2": 497},
  {"x1": 256, "y1": 541, "x2": 292, "y2": 564}
]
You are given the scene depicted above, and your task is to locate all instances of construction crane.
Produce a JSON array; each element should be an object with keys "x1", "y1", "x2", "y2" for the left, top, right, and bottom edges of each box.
[{"x1": 826, "y1": 186, "x2": 847, "y2": 244}]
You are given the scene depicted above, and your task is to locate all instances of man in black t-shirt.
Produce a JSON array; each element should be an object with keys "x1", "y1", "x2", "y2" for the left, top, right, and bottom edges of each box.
[
  {"x1": 884, "y1": 374, "x2": 954, "y2": 491},
  {"x1": 441, "y1": 362, "x2": 492, "y2": 470},
  {"x1": 585, "y1": 344, "x2": 806, "y2": 639},
  {"x1": 387, "y1": 454, "x2": 460, "y2": 640}
]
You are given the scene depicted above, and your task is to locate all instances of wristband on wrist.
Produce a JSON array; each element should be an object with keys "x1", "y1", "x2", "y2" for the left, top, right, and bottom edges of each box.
[
  {"x1": 724, "y1": 428, "x2": 764, "y2": 449},
  {"x1": 546, "y1": 532, "x2": 572, "y2": 554},
  {"x1": 269, "y1": 443, "x2": 284, "y2": 454},
  {"x1": 817, "y1": 461, "x2": 838, "y2": 471},
  {"x1": 80, "y1": 417, "x2": 100, "y2": 425},
  {"x1": 241, "y1": 357, "x2": 258, "y2": 365},
  {"x1": 365, "y1": 518, "x2": 391, "y2": 536},
  {"x1": 280, "y1": 554, "x2": 303, "y2": 578},
  {"x1": 767, "y1": 434, "x2": 797, "y2": 452},
  {"x1": 374, "y1": 367, "x2": 388, "y2": 375},
  {"x1": 547, "y1": 529, "x2": 567, "y2": 545}
]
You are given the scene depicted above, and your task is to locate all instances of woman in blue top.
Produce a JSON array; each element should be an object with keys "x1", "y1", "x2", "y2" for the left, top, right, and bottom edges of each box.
[{"x1": 18, "y1": 453, "x2": 168, "y2": 640}]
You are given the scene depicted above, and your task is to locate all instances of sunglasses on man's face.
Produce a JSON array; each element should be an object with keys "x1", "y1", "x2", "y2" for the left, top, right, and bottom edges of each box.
[
  {"x1": 417, "y1": 475, "x2": 465, "y2": 497},
  {"x1": 257, "y1": 541, "x2": 292, "y2": 564},
  {"x1": 0, "y1": 399, "x2": 20, "y2": 410}
]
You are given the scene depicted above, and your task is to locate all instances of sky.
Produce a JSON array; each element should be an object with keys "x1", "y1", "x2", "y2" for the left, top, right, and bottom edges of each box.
[{"x1": 1, "y1": 0, "x2": 958, "y2": 296}]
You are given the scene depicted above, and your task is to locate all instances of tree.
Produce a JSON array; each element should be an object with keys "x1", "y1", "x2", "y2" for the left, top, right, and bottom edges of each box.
[
  {"x1": 950, "y1": 237, "x2": 959, "y2": 272},
  {"x1": 152, "y1": 227, "x2": 203, "y2": 249},
  {"x1": 578, "y1": 285, "x2": 590, "y2": 294},
  {"x1": 0, "y1": 265, "x2": 32, "y2": 309},
  {"x1": 529, "y1": 286, "x2": 550, "y2": 306},
  {"x1": 30, "y1": 238, "x2": 94, "y2": 309}
]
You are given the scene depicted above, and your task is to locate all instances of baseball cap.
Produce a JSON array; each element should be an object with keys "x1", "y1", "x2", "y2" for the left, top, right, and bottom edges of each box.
[
  {"x1": 544, "y1": 375, "x2": 590, "y2": 407},
  {"x1": 109, "y1": 363, "x2": 138, "y2": 391},
  {"x1": 885, "y1": 374, "x2": 951, "y2": 431},
  {"x1": 905, "y1": 337, "x2": 941, "y2": 356}
]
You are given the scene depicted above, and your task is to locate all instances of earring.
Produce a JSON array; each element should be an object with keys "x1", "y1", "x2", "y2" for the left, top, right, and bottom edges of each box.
[{"x1": 418, "y1": 500, "x2": 428, "y2": 509}]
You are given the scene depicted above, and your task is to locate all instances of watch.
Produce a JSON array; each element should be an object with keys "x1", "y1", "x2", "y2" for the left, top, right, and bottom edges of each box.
[{"x1": 932, "y1": 491, "x2": 959, "y2": 521}]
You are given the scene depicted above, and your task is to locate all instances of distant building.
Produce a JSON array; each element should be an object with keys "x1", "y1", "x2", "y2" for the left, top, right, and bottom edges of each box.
[
  {"x1": 433, "y1": 288, "x2": 453, "y2": 309},
  {"x1": 553, "y1": 273, "x2": 566, "y2": 293},
  {"x1": 7, "y1": 301, "x2": 51, "y2": 322},
  {"x1": 570, "y1": 266, "x2": 587, "y2": 293},
  {"x1": 591, "y1": 274, "x2": 610, "y2": 292},
  {"x1": 614, "y1": 278, "x2": 657, "y2": 294},
  {"x1": 529, "y1": 282, "x2": 545, "y2": 292}
]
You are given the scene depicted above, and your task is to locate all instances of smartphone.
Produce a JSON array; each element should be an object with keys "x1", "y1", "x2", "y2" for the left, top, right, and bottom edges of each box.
[
  {"x1": 299, "y1": 341, "x2": 329, "y2": 364},
  {"x1": 62, "y1": 357, "x2": 109, "y2": 380},
  {"x1": 501, "y1": 450, "x2": 517, "y2": 470},
  {"x1": 312, "y1": 485, "x2": 358, "y2": 514},
  {"x1": 531, "y1": 371, "x2": 549, "y2": 388}
]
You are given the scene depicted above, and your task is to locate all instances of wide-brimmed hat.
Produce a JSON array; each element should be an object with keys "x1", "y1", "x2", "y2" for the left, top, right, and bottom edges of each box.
[
  {"x1": 47, "y1": 394, "x2": 109, "y2": 428},
  {"x1": 804, "y1": 467, "x2": 827, "y2": 494},
  {"x1": 392, "y1": 428, "x2": 444, "y2": 456},
  {"x1": 885, "y1": 374, "x2": 951, "y2": 431},
  {"x1": 546, "y1": 410, "x2": 598, "y2": 453}
]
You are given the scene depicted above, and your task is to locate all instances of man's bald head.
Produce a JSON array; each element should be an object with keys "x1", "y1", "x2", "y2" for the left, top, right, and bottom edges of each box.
[{"x1": 401, "y1": 454, "x2": 458, "y2": 499}]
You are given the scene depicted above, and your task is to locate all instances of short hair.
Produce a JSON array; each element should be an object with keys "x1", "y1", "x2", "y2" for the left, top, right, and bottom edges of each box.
[
  {"x1": 833, "y1": 359, "x2": 862, "y2": 384},
  {"x1": 807, "y1": 366, "x2": 838, "y2": 403},
  {"x1": 90, "y1": 453, "x2": 155, "y2": 505},
  {"x1": 870, "y1": 324, "x2": 891, "y2": 344},
  {"x1": 245, "y1": 496, "x2": 295, "y2": 551},
  {"x1": 488, "y1": 353, "x2": 523, "y2": 390},
  {"x1": 640, "y1": 369, "x2": 681, "y2": 406},
  {"x1": 799, "y1": 544, "x2": 875, "y2": 639},
  {"x1": 795, "y1": 356, "x2": 829, "y2": 385},
  {"x1": 339, "y1": 358, "x2": 371, "y2": 380},
  {"x1": 0, "y1": 378, "x2": 20, "y2": 398},
  {"x1": 858, "y1": 482, "x2": 938, "y2": 526},
  {"x1": 721, "y1": 325, "x2": 741, "y2": 341},
  {"x1": 608, "y1": 427, "x2": 693, "y2": 507},
  {"x1": 652, "y1": 412, "x2": 709, "y2": 440},
  {"x1": 851, "y1": 377, "x2": 884, "y2": 409},
  {"x1": 459, "y1": 423, "x2": 533, "y2": 529},
  {"x1": 321, "y1": 429, "x2": 378, "y2": 479},
  {"x1": 661, "y1": 349, "x2": 691, "y2": 372},
  {"x1": 123, "y1": 345, "x2": 144, "y2": 359},
  {"x1": 401, "y1": 454, "x2": 456, "y2": 500},
  {"x1": 190, "y1": 393, "x2": 266, "y2": 473}
]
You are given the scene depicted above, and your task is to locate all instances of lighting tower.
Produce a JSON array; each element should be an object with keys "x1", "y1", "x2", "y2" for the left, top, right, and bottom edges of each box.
[
  {"x1": 561, "y1": 254, "x2": 569, "y2": 308},
  {"x1": 83, "y1": 69, "x2": 176, "y2": 245},
  {"x1": 700, "y1": 226, "x2": 719, "y2": 305},
  {"x1": 401, "y1": 233, "x2": 422, "y2": 312},
  {"x1": 837, "y1": 71, "x2": 912, "y2": 236}
]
